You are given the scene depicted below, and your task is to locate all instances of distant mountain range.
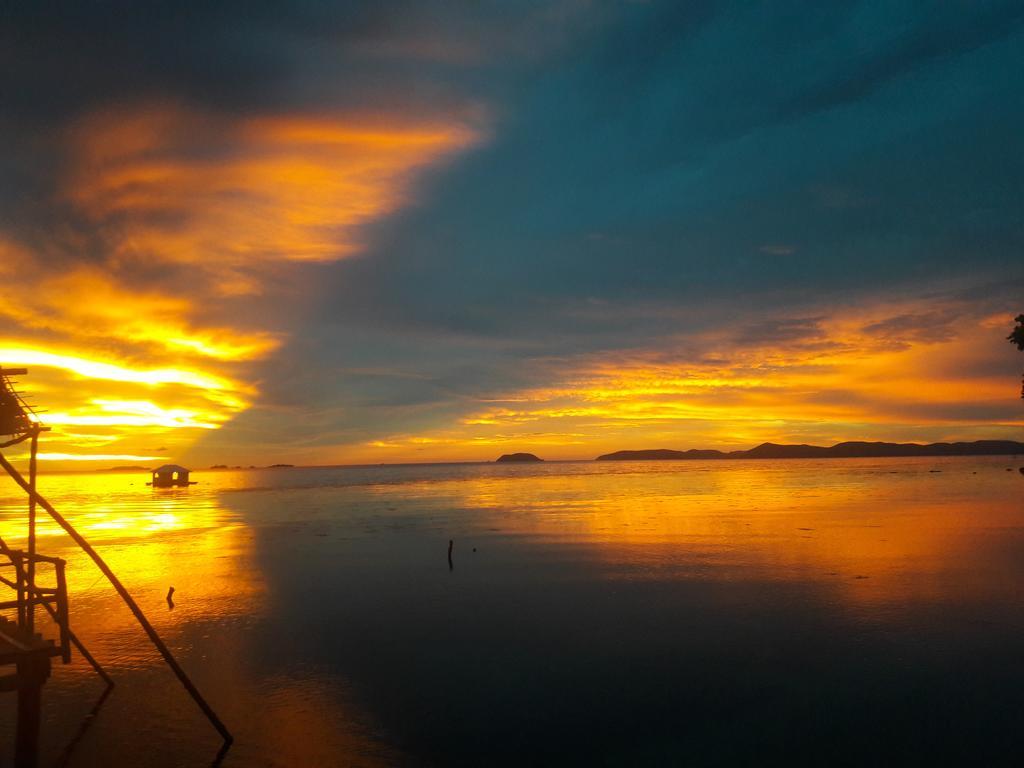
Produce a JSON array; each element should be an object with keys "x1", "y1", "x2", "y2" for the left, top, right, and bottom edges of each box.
[{"x1": 596, "y1": 440, "x2": 1024, "y2": 461}]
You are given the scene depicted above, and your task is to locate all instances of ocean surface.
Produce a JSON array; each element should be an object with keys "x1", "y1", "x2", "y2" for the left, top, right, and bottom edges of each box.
[{"x1": 1, "y1": 456, "x2": 1023, "y2": 766}]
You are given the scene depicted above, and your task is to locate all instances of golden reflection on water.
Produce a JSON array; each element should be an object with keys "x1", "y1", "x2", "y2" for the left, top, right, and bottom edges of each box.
[
  {"x1": 2, "y1": 460, "x2": 1018, "y2": 642},
  {"x1": 0, "y1": 459, "x2": 1020, "y2": 765},
  {"x1": 0, "y1": 471, "x2": 257, "y2": 682},
  {"x1": 0, "y1": 468, "x2": 393, "y2": 767},
  {"x1": 396, "y1": 458, "x2": 1024, "y2": 611}
]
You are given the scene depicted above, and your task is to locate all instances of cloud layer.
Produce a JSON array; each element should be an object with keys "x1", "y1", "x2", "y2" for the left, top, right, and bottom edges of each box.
[{"x1": 1, "y1": 2, "x2": 1022, "y2": 466}]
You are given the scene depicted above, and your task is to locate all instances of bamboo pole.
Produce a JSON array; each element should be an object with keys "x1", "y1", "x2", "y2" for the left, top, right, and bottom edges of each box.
[
  {"x1": 0, "y1": 450, "x2": 232, "y2": 746},
  {"x1": 26, "y1": 429, "x2": 37, "y2": 632}
]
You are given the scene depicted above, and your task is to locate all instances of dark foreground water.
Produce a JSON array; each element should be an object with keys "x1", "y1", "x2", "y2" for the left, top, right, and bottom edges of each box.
[{"x1": 1, "y1": 456, "x2": 1023, "y2": 766}]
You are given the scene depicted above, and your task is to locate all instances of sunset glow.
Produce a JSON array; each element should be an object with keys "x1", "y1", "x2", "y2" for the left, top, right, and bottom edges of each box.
[
  {"x1": 350, "y1": 306, "x2": 1022, "y2": 464},
  {"x1": 1, "y1": 103, "x2": 480, "y2": 467},
  {"x1": 0, "y1": 4, "x2": 1019, "y2": 470},
  {"x1": 3, "y1": 5, "x2": 1024, "y2": 766}
]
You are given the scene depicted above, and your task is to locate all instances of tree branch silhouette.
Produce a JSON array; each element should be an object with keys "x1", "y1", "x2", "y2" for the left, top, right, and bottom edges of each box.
[{"x1": 1010, "y1": 314, "x2": 1024, "y2": 399}]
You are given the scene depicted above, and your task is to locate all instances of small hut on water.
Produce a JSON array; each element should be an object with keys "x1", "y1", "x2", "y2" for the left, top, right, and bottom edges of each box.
[{"x1": 149, "y1": 464, "x2": 195, "y2": 487}]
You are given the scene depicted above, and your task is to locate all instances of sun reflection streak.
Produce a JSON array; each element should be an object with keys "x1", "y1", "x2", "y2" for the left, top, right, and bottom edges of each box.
[
  {"x1": 45, "y1": 400, "x2": 221, "y2": 430},
  {"x1": 35, "y1": 453, "x2": 162, "y2": 462},
  {"x1": 0, "y1": 347, "x2": 239, "y2": 391}
]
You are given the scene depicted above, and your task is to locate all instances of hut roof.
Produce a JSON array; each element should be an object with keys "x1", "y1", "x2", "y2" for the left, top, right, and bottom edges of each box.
[{"x1": 153, "y1": 464, "x2": 190, "y2": 474}]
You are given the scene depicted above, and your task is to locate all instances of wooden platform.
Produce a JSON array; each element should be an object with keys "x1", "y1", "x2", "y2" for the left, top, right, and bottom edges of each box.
[{"x1": 0, "y1": 616, "x2": 57, "y2": 692}]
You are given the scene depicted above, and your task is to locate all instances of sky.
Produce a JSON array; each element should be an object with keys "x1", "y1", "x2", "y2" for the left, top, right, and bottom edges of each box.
[{"x1": 1, "y1": 0, "x2": 1022, "y2": 468}]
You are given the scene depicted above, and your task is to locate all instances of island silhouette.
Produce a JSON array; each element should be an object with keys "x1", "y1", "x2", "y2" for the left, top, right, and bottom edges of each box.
[
  {"x1": 496, "y1": 453, "x2": 544, "y2": 463},
  {"x1": 597, "y1": 440, "x2": 1024, "y2": 461}
]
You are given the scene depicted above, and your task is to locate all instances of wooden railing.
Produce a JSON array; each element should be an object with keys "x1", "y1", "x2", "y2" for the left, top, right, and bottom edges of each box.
[{"x1": 0, "y1": 545, "x2": 70, "y2": 663}]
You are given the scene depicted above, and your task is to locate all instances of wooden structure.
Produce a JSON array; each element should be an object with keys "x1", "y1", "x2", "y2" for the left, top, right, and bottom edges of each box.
[
  {"x1": 0, "y1": 365, "x2": 65, "y2": 766},
  {"x1": 0, "y1": 365, "x2": 231, "y2": 765},
  {"x1": 0, "y1": 369, "x2": 34, "y2": 438},
  {"x1": 0, "y1": 546, "x2": 71, "y2": 766},
  {"x1": 149, "y1": 464, "x2": 196, "y2": 487}
]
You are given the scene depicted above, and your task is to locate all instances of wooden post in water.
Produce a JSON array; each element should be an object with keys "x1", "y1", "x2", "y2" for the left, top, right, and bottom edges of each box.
[
  {"x1": 13, "y1": 550, "x2": 25, "y2": 627},
  {"x1": 26, "y1": 428, "x2": 38, "y2": 632},
  {"x1": 14, "y1": 653, "x2": 49, "y2": 768}
]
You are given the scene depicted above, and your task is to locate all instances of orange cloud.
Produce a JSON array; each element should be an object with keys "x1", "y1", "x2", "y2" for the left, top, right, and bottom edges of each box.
[
  {"x1": 0, "y1": 104, "x2": 480, "y2": 467},
  {"x1": 349, "y1": 301, "x2": 1022, "y2": 462},
  {"x1": 1, "y1": 265, "x2": 279, "y2": 360},
  {"x1": 66, "y1": 105, "x2": 478, "y2": 281}
]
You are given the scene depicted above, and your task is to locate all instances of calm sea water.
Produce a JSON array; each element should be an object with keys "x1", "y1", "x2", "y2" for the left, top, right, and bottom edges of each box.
[{"x1": 1, "y1": 456, "x2": 1023, "y2": 766}]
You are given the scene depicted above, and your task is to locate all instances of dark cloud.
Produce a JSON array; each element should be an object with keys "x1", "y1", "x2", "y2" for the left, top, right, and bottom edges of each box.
[
  {"x1": 860, "y1": 311, "x2": 962, "y2": 348},
  {"x1": 0, "y1": 2, "x2": 453, "y2": 122},
  {"x1": 318, "y1": 0, "x2": 1024, "y2": 339},
  {"x1": 777, "y1": 2, "x2": 1024, "y2": 119},
  {"x1": 735, "y1": 318, "x2": 826, "y2": 347}
]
